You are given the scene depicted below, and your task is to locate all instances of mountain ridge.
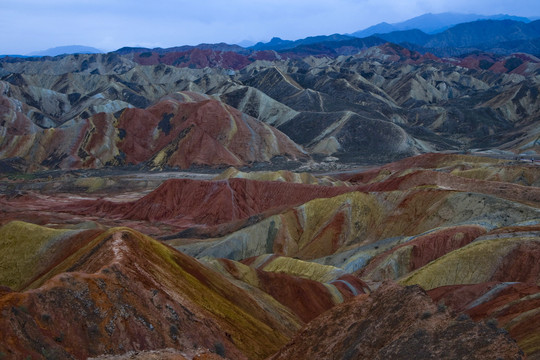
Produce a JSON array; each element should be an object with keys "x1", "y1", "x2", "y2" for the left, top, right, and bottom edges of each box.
[
  {"x1": 242, "y1": 19, "x2": 540, "y2": 57},
  {"x1": 351, "y1": 12, "x2": 532, "y2": 37}
]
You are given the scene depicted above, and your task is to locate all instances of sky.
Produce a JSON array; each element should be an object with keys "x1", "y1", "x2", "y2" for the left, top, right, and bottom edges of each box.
[{"x1": 1, "y1": 0, "x2": 540, "y2": 54}]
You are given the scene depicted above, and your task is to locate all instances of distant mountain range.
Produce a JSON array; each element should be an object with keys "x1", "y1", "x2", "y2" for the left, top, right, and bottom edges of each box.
[
  {"x1": 244, "y1": 18, "x2": 540, "y2": 57},
  {"x1": 110, "y1": 17, "x2": 540, "y2": 59},
  {"x1": 249, "y1": 34, "x2": 355, "y2": 51},
  {"x1": 115, "y1": 42, "x2": 248, "y2": 55},
  {"x1": 10, "y1": 13, "x2": 538, "y2": 59},
  {"x1": 3, "y1": 18, "x2": 538, "y2": 69},
  {"x1": 26, "y1": 45, "x2": 103, "y2": 57},
  {"x1": 351, "y1": 12, "x2": 532, "y2": 37},
  {"x1": 19, "y1": 18, "x2": 532, "y2": 73},
  {"x1": 372, "y1": 19, "x2": 540, "y2": 56}
]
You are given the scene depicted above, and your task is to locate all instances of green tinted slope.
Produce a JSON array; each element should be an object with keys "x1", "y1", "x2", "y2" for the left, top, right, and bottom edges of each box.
[{"x1": 0, "y1": 221, "x2": 83, "y2": 290}]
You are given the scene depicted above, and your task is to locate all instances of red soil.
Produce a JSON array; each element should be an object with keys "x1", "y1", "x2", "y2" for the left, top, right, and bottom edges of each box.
[{"x1": 351, "y1": 168, "x2": 540, "y2": 206}]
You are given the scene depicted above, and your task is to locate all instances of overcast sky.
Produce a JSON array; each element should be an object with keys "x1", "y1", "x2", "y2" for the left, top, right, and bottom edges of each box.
[{"x1": 1, "y1": 0, "x2": 539, "y2": 54}]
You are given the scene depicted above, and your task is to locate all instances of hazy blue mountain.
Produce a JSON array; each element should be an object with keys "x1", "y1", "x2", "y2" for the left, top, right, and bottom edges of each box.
[
  {"x1": 113, "y1": 47, "x2": 151, "y2": 55},
  {"x1": 396, "y1": 13, "x2": 530, "y2": 33},
  {"x1": 278, "y1": 36, "x2": 386, "y2": 57},
  {"x1": 27, "y1": 45, "x2": 103, "y2": 57},
  {"x1": 114, "y1": 43, "x2": 248, "y2": 55},
  {"x1": 352, "y1": 13, "x2": 531, "y2": 37},
  {"x1": 352, "y1": 22, "x2": 396, "y2": 37},
  {"x1": 373, "y1": 19, "x2": 540, "y2": 56},
  {"x1": 241, "y1": 18, "x2": 540, "y2": 57},
  {"x1": 250, "y1": 37, "x2": 294, "y2": 51},
  {"x1": 250, "y1": 34, "x2": 354, "y2": 51},
  {"x1": 236, "y1": 40, "x2": 256, "y2": 48},
  {"x1": 478, "y1": 38, "x2": 540, "y2": 56},
  {"x1": 374, "y1": 29, "x2": 431, "y2": 46},
  {"x1": 424, "y1": 20, "x2": 540, "y2": 48},
  {"x1": 0, "y1": 55, "x2": 28, "y2": 58}
]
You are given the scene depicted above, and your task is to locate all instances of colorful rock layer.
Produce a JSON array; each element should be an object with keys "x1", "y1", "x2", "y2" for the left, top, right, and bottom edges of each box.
[{"x1": 0, "y1": 153, "x2": 539, "y2": 358}]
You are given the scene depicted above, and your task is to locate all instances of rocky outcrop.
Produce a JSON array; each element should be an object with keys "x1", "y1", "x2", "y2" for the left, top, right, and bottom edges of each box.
[{"x1": 269, "y1": 282, "x2": 524, "y2": 360}]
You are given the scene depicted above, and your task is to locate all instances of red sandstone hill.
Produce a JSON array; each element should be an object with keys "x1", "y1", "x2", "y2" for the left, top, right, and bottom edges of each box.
[
  {"x1": 127, "y1": 48, "x2": 284, "y2": 70},
  {"x1": 343, "y1": 153, "x2": 540, "y2": 206},
  {"x1": 69, "y1": 177, "x2": 357, "y2": 231},
  {"x1": 453, "y1": 52, "x2": 540, "y2": 75},
  {"x1": 116, "y1": 94, "x2": 307, "y2": 169},
  {"x1": 0, "y1": 221, "x2": 371, "y2": 359}
]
